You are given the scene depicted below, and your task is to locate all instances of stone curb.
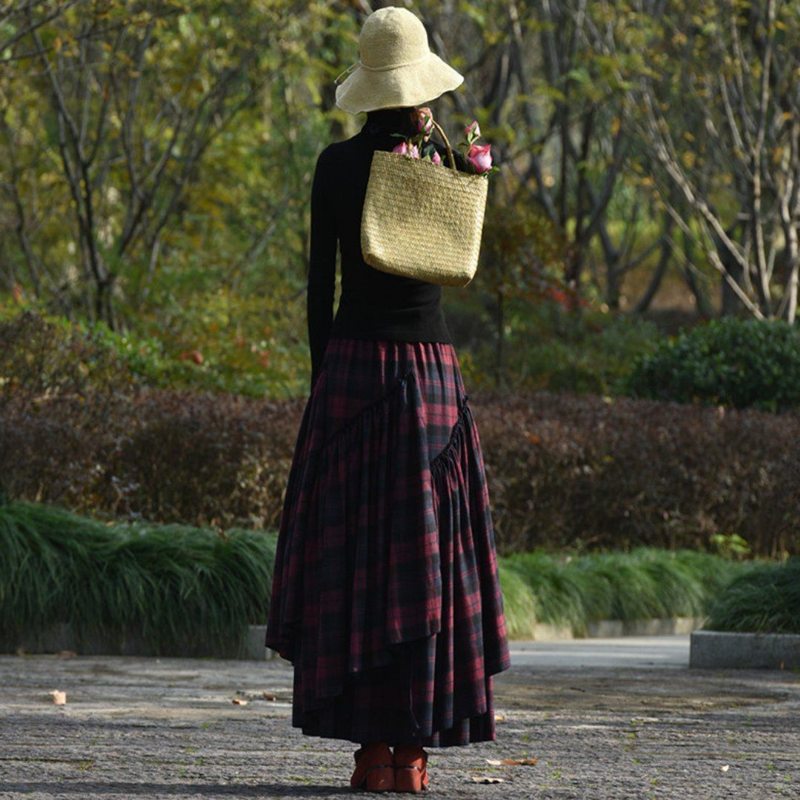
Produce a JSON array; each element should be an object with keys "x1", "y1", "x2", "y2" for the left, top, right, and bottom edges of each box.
[
  {"x1": 3, "y1": 618, "x2": 706, "y2": 661},
  {"x1": 1, "y1": 623, "x2": 278, "y2": 661},
  {"x1": 690, "y1": 630, "x2": 800, "y2": 669},
  {"x1": 534, "y1": 616, "x2": 705, "y2": 641}
]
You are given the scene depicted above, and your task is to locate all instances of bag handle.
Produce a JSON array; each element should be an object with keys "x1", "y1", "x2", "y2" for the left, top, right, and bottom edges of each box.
[{"x1": 430, "y1": 119, "x2": 457, "y2": 171}]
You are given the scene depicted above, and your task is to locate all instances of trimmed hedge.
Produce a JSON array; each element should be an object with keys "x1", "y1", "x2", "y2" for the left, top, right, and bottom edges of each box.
[
  {"x1": 474, "y1": 391, "x2": 800, "y2": 556},
  {"x1": 2, "y1": 385, "x2": 798, "y2": 556}
]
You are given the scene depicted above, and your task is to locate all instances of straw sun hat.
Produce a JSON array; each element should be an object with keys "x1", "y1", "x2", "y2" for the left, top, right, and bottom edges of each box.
[{"x1": 335, "y1": 6, "x2": 464, "y2": 114}]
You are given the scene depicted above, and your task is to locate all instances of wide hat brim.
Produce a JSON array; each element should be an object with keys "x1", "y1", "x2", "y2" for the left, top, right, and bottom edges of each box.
[{"x1": 335, "y1": 52, "x2": 464, "y2": 114}]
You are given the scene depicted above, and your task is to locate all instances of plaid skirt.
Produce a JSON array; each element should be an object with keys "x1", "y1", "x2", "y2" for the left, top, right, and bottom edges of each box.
[{"x1": 266, "y1": 337, "x2": 510, "y2": 746}]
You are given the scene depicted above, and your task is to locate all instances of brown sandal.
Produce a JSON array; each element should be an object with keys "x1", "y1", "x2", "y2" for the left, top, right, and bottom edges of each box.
[
  {"x1": 350, "y1": 743, "x2": 395, "y2": 792},
  {"x1": 393, "y1": 746, "x2": 429, "y2": 793}
]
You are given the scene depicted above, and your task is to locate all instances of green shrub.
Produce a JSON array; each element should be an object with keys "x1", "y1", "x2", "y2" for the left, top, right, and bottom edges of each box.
[
  {"x1": 624, "y1": 317, "x2": 800, "y2": 411},
  {"x1": 704, "y1": 558, "x2": 800, "y2": 634}
]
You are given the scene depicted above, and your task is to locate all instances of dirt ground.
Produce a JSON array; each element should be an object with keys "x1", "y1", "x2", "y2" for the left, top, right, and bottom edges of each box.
[{"x1": 0, "y1": 652, "x2": 798, "y2": 799}]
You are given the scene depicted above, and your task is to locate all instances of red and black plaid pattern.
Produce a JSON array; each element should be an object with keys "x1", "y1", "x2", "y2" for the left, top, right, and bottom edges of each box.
[{"x1": 266, "y1": 337, "x2": 510, "y2": 746}]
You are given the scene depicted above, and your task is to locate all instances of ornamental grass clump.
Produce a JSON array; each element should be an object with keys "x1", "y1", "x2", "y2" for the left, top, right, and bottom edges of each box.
[
  {"x1": 704, "y1": 559, "x2": 800, "y2": 634},
  {"x1": 0, "y1": 497, "x2": 766, "y2": 648},
  {"x1": 0, "y1": 498, "x2": 276, "y2": 655},
  {"x1": 496, "y1": 563, "x2": 538, "y2": 640},
  {"x1": 499, "y1": 548, "x2": 751, "y2": 636}
]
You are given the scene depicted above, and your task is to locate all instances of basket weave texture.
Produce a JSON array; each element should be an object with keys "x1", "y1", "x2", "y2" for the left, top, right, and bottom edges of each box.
[{"x1": 361, "y1": 150, "x2": 488, "y2": 287}]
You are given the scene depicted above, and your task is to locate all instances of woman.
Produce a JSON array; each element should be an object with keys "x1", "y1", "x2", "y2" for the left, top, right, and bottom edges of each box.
[{"x1": 266, "y1": 6, "x2": 510, "y2": 793}]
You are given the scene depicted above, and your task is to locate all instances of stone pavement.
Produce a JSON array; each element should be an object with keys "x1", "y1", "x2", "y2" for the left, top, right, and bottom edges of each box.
[{"x1": 0, "y1": 640, "x2": 798, "y2": 799}]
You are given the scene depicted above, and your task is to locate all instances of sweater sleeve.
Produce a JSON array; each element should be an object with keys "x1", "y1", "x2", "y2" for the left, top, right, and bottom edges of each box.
[{"x1": 306, "y1": 147, "x2": 337, "y2": 390}]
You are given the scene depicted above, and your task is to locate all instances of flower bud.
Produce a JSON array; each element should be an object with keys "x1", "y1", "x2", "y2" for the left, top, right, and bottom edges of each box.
[
  {"x1": 465, "y1": 120, "x2": 481, "y2": 142},
  {"x1": 414, "y1": 107, "x2": 435, "y2": 139},
  {"x1": 466, "y1": 143, "x2": 492, "y2": 173}
]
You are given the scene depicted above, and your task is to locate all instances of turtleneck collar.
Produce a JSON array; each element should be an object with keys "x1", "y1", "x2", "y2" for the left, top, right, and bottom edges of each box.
[{"x1": 361, "y1": 106, "x2": 418, "y2": 138}]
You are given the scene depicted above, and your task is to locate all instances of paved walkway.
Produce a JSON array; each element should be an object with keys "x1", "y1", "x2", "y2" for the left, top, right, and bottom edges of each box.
[
  {"x1": 509, "y1": 635, "x2": 690, "y2": 669},
  {"x1": 0, "y1": 639, "x2": 798, "y2": 799}
]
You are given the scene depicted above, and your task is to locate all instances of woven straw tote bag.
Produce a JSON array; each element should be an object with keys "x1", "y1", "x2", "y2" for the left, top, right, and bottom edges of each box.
[{"x1": 360, "y1": 121, "x2": 488, "y2": 287}]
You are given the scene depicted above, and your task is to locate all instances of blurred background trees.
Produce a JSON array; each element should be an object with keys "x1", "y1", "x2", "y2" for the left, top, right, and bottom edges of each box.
[{"x1": 1, "y1": 0, "x2": 799, "y2": 397}]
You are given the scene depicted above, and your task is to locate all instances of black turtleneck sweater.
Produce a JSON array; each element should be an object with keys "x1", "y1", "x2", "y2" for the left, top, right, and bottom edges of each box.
[{"x1": 307, "y1": 107, "x2": 467, "y2": 388}]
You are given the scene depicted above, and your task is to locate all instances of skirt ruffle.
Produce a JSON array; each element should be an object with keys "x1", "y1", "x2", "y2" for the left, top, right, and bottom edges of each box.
[{"x1": 266, "y1": 338, "x2": 510, "y2": 746}]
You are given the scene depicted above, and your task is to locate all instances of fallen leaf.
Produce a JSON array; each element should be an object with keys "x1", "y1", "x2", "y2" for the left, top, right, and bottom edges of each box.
[
  {"x1": 721, "y1": 765, "x2": 730, "y2": 772},
  {"x1": 494, "y1": 713, "x2": 507, "y2": 723},
  {"x1": 503, "y1": 757, "x2": 538, "y2": 766},
  {"x1": 50, "y1": 690, "x2": 66, "y2": 705},
  {"x1": 470, "y1": 776, "x2": 505, "y2": 784},
  {"x1": 232, "y1": 697, "x2": 248, "y2": 705}
]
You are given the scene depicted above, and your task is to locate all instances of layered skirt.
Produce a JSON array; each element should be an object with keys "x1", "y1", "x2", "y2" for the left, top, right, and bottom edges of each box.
[{"x1": 266, "y1": 337, "x2": 510, "y2": 746}]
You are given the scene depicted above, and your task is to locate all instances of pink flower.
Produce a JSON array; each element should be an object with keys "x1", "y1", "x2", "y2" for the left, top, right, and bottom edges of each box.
[
  {"x1": 467, "y1": 143, "x2": 492, "y2": 173},
  {"x1": 431, "y1": 150, "x2": 442, "y2": 166},
  {"x1": 392, "y1": 141, "x2": 420, "y2": 158},
  {"x1": 414, "y1": 107, "x2": 434, "y2": 138},
  {"x1": 465, "y1": 120, "x2": 481, "y2": 141}
]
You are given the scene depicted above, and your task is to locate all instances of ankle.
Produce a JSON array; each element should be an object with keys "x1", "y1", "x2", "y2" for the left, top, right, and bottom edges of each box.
[
  {"x1": 358, "y1": 741, "x2": 391, "y2": 755},
  {"x1": 394, "y1": 744, "x2": 426, "y2": 760}
]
